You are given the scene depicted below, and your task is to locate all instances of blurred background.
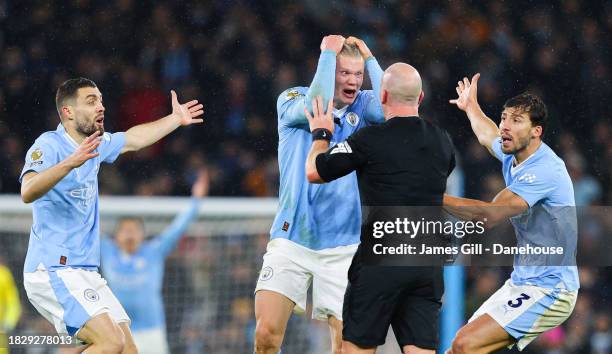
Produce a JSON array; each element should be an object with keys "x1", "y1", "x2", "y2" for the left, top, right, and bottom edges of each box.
[{"x1": 0, "y1": 0, "x2": 610, "y2": 353}]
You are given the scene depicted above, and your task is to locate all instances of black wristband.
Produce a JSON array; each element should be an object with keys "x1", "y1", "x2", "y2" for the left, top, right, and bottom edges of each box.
[{"x1": 312, "y1": 128, "x2": 332, "y2": 142}]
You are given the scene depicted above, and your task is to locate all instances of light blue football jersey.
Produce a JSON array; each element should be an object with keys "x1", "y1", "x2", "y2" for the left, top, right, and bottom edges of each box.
[
  {"x1": 100, "y1": 198, "x2": 199, "y2": 331},
  {"x1": 270, "y1": 51, "x2": 385, "y2": 250},
  {"x1": 492, "y1": 137, "x2": 579, "y2": 291},
  {"x1": 20, "y1": 124, "x2": 125, "y2": 272}
]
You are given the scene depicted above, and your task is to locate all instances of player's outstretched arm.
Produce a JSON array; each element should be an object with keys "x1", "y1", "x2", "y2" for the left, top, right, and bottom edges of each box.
[
  {"x1": 449, "y1": 74, "x2": 499, "y2": 157},
  {"x1": 156, "y1": 169, "x2": 209, "y2": 257},
  {"x1": 443, "y1": 188, "x2": 528, "y2": 228},
  {"x1": 21, "y1": 131, "x2": 101, "y2": 203},
  {"x1": 305, "y1": 97, "x2": 335, "y2": 183},
  {"x1": 121, "y1": 90, "x2": 204, "y2": 153}
]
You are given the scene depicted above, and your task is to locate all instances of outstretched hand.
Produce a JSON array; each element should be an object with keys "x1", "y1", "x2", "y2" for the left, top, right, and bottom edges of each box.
[
  {"x1": 171, "y1": 90, "x2": 204, "y2": 126},
  {"x1": 304, "y1": 96, "x2": 334, "y2": 134},
  {"x1": 449, "y1": 73, "x2": 480, "y2": 112},
  {"x1": 65, "y1": 131, "x2": 101, "y2": 168}
]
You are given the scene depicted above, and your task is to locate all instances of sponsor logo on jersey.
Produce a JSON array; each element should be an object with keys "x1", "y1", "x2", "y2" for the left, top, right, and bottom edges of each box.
[{"x1": 69, "y1": 183, "x2": 96, "y2": 208}]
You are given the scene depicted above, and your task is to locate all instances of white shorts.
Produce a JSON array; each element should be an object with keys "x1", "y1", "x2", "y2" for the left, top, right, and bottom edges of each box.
[
  {"x1": 23, "y1": 267, "x2": 130, "y2": 337},
  {"x1": 132, "y1": 327, "x2": 169, "y2": 354},
  {"x1": 469, "y1": 279, "x2": 577, "y2": 351},
  {"x1": 255, "y1": 238, "x2": 357, "y2": 321}
]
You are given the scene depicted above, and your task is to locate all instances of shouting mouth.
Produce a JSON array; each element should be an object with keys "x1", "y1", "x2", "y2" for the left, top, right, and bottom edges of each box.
[
  {"x1": 501, "y1": 134, "x2": 513, "y2": 148},
  {"x1": 95, "y1": 116, "x2": 104, "y2": 126},
  {"x1": 342, "y1": 89, "x2": 356, "y2": 100}
]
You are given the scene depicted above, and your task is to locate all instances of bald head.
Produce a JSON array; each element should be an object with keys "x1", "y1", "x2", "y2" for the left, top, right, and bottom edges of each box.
[{"x1": 381, "y1": 63, "x2": 422, "y2": 106}]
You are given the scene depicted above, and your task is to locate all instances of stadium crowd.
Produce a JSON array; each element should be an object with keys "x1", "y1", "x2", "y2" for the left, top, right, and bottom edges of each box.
[{"x1": 1, "y1": 1, "x2": 610, "y2": 353}]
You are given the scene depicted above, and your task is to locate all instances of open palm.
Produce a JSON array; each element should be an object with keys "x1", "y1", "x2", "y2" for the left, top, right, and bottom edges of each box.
[
  {"x1": 450, "y1": 73, "x2": 480, "y2": 112},
  {"x1": 171, "y1": 90, "x2": 204, "y2": 126}
]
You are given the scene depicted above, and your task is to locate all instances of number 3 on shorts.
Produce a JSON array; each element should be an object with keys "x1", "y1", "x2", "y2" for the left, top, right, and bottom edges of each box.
[{"x1": 507, "y1": 293, "x2": 531, "y2": 308}]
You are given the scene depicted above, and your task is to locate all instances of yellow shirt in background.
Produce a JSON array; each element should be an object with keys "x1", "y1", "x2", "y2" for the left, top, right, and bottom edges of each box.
[{"x1": 0, "y1": 265, "x2": 21, "y2": 354}]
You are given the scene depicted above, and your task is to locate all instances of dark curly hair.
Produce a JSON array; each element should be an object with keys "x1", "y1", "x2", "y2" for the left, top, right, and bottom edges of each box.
[{"x1": 503, "y1": 92, "x2": 548, "y2": 137}]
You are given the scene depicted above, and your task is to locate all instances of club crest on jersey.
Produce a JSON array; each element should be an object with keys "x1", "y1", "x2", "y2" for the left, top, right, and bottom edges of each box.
[
  {"x1": 259, "y1": 266, "x2": 274, "y2": 281},
  {"x1": 84, "y1": 289, "x2": 100, "y2": 302},
  {"x1": 285, "y1": 90, "x2": 303, "y2": 100},
  {"x1": 346, "y1": 112, "x2": 359, "y2": 126},
  {"x1": 31, "y1": 148, "x2": 43, "y2": 161}
]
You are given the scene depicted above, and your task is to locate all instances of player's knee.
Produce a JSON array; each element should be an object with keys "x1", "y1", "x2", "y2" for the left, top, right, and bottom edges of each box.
[
  {"x1": 254, "y1": 322, "x2": 283, "y2": 350},
  {"x1": 403, "y1": 345, "x2": 435, "y2": 354},
  {"x1": 451, "y1": 331, "x2": 474, "y2": 354}
]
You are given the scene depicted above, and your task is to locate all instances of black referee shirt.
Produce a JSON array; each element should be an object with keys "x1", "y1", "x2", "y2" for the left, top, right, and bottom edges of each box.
[{"x1": 316, "y1": 116, "x2": 455, "y2": 207}]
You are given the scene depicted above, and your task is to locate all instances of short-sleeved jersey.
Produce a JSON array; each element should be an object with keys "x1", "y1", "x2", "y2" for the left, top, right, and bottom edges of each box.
[
  {"x1": 20, "y1": 124, "x2": 125, "y2": 272},
  {"x1": 492, "y1": 137, "x2": 579, "y2": 291},
  {"x1": 271, "y1": 87, "x2": 384, "y2": 250}
]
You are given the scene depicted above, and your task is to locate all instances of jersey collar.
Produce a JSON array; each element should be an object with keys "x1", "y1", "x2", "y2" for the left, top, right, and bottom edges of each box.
[
  {"x1": 510, "y1": 143, "x2": 545, "y2": 176},
  {"x1": 333, "y1": 105, "x2": 348, "y2": 118},
  {"x1": 57, "y1": 123, "x2": 79, "y2": 149}
]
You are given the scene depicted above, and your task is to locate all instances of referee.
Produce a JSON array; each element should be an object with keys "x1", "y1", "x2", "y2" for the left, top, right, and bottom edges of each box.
[{"x1": 304, "y1": 63, "x2": 455, "y2": 353}]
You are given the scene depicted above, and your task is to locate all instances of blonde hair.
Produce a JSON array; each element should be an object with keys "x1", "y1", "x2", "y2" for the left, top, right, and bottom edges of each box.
[{"x1": 338, "y1": 43, "x2": 362, "y2": 58}]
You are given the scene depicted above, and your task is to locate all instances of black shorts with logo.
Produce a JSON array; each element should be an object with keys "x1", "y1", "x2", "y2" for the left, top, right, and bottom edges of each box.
[{"x1": 342, "y1": 245, "x2": 444, "y2": 349}]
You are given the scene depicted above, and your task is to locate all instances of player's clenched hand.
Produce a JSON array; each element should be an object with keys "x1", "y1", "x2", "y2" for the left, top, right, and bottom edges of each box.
[
  {"x1": 192, "y1": 168, "x2": 210, "y2": 198},
  {"x1": 304, "y1": 96, "x2": 334, "y2": 134},
  {"x1": 320, "y1": 35, "x2": 345, "y2": 54},
  {"x1": 171, "y1": 90, "x2": 204, "y2": 126},
  {"x1": 65, "y1": 131, "x2": 101, "y2": 168},
  {"x1": 346, "y1": 36, "x2": 373, "y2": 60},
  {"x1": 449, "y1": 73, "x2": 480, "y2": 112}
]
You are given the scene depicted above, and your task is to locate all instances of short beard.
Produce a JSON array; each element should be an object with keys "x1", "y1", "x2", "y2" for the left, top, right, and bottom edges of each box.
[
  {"x1": 76, "y1": 118, "x2": 104, "y2": 136},
  {"x1": 503, "y1": 135, "x2": 531, "y2": 155}
]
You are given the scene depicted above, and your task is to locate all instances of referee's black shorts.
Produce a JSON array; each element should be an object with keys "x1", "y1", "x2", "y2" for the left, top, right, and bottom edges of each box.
[{"x1": 342, "y1": 246, "x2": 444, "y2": 349}]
